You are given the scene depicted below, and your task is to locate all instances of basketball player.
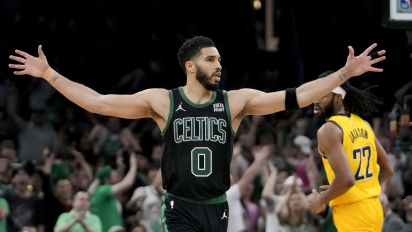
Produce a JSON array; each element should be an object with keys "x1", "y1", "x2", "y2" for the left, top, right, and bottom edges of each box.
[
  {"x1": 308, "y1": 71, "x2": 394, "y2": 232},
  {"x1": 9, "y1": 36, "x2": 385, "y2": 232}
]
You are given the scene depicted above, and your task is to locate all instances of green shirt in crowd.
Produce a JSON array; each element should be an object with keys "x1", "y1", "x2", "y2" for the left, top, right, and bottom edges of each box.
[
  {"x1": 0, "y1": 197, "x2": 9, "y2": 232},
  {"x1": 54, "y1": 211, "x2": 102, "y2": 232},
  {"x1": 90, "y1": 185, "x2": 123, "y2": 232}
]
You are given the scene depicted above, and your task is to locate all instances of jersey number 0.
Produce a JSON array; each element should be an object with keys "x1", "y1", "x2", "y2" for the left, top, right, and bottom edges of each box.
[{"x1": 191, "y1": 147, "x2": 212, "y2": 177}]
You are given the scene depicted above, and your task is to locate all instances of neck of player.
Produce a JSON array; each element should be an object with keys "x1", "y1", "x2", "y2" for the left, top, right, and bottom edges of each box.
[{"x1": 183, "y1": 83, "x2": 214, "y2": 104}]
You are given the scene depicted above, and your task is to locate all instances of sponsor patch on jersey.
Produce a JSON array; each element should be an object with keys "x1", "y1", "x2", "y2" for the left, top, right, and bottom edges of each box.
[{"x1": 213, "y1": 103, "x2": 224, "y2": 112}]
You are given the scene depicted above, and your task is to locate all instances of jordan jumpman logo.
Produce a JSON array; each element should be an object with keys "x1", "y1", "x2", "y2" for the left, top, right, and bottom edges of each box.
[
  {"x1": 175, "y1": 102, "x2": 186, "y2": 112},
  {"x1": 221, "y1": 209, "x2": 228, "y2": 220}
]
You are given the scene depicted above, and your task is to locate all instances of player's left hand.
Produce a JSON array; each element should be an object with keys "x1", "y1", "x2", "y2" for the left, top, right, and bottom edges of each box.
[
  {"x1": 9, "y1": 45, "x2": 51, "y2": 79},
  {"x1": 343, "y1": 43, "x2": 386, "y2": 78}
]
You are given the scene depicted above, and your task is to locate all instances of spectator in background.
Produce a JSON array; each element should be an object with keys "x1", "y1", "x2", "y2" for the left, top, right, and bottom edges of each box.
[
  {"x1": 0, "y1": 140, "x2": 18, "y2": 163},
  {"x1": 90, "y1": 152, "x2": 137, "y2": 232},
  {"x1": 0, "y1": 144, "x2": 14, "y2": 194},
  {"x1": 227, "y1": 145, "x2": 271, "y2": 232},
  {"x1": 3, "y1": 166, "x2": 44, "y2": 232},
  {"x1": 41, "y1": 149, "x2": 74, "y2": 232},
  {"x1": 0, "y1": 197, "x2": 9, "y2": 232},
  {"x1": 242, "y1": 183, "x2": 261, "y2": 232},
  {"x1": 66, "y1": 149, "x2": 93, "y2": 191},
  {"x1": 54, "y1": 190, "x2": 102, "y2": 232},
  {"x1": 261, "y1": 162, "x2": 285, "y2": 232},
  {"x1": 0, "y1": 102, "x2": 19, "y2": 143},
  {"x1": 402, "y1": 195, "x2": 412, "y2": 232},
  {"x1": 126, "y1": 166, "x2": 162, "y2": 232},
  {"x1": 7, "y1": 87, "x2": 58, "y2": 162},
  {"x1": 404, "y1": 155, "x2": 412, "y2": 197},
  {"x1": 386, "y1": 145, "x2": 408, "y2": 198},
  {"x1": 292, "y1": 135, "x2": 320, "y2": 194},
  {"x1": 131, "y1": 224, "x2": 147, "y2": 232},
  {"x1": 0, "y1": 141, "x2": 19, "y2": 195},
  {"x1": 276, "y1": 176, "x2": 318, "y2": 231},
  {"x1": 380, "y1": 193, "x2": 405, "y2": 232},
  {"x1": 87, "y1": 117, "x2": 123, "y2": 160}
]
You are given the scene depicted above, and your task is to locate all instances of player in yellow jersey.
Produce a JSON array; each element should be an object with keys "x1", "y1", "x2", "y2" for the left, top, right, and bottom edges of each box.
[{"x1": 308, "y1": 71, "x2": 394, "y2": 232}]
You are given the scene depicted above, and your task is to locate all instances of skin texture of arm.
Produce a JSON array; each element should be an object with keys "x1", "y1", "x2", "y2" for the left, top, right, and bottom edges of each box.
[
  {"x1": 9, "y1": 46, "x2": 170, "y2": 129},
  {"x1": 10, "y1": 44, "x2": 385, "y2": 133},
  {"x1": 227, "y1": 44, "x2": 385, "y2": 131}
]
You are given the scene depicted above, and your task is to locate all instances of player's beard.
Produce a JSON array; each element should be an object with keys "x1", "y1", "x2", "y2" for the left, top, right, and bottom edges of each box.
[
  {"x1": 318, "y1": 98, "x2": 335, "y2": 121},
  {"x1": 196, "y1": 68, "x2": 219, "y2": 91}
]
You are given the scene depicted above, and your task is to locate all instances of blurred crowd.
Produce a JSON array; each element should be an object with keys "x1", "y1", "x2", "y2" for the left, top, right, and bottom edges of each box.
[
  {"x1": 0, "y1": 76, "x2": 411, "y2": 232},
  {"x1": 1, "y1": 0, "x2": 411, "y2": 231}
]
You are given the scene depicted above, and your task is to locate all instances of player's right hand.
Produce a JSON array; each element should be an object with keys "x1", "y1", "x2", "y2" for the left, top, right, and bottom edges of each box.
[
  {"x1": 307, "y1": 189, "x2": 326, "y2": 214},
  {"x1": 319, "y1": 185, "x2": 330, "y2": 191},
  {"x1": 9, "y1": 45, "x2": 51, "y2": 79}
]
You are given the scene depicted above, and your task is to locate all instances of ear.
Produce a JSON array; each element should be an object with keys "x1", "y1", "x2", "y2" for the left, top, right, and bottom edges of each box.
[
  {"x1": 332, "y1": 94, "x2": 338, "y2": 101},
  {"x1": 185, "y1": 61, "x2": 195, "y2": 73},
  {"x1": 333, "y1": 94, "x2": 343, "y2": 104}
]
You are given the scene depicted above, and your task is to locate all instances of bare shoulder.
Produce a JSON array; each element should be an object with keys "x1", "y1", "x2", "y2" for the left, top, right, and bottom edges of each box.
[
  {"x1": 139, "y1": 88, "x2": 169, "y2": 97},
  {"x1": 318, "y1": 122, "x2": 341, "y2": 135},
  {"x1": 142, "y1": 88, "x2": 169, "y2": 105},
  {"x1": 227, "y1": 88, "x2": 263, "y2": 105},
  {"x1": 317, "y1": 122, "x2": 342, "y2": 143},
  {"x1": 227, "y1": 88, "x2": 261, "y2": 98}
]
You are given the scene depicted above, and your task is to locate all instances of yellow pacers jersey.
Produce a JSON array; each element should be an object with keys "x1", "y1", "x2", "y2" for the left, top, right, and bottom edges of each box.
[{"x1": 321, "y1": 113, "x2": 381, "y2": 207}]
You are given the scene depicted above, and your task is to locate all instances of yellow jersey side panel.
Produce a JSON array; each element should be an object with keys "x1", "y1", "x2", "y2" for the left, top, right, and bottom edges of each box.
[{"x1": 321, "y1": 114, "x2": 381, "y2": 206}]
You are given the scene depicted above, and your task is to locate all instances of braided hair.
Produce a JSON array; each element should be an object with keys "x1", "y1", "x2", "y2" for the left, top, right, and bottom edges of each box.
[{"x1": 319, "y1": 71, "x2": 382, "y2": 118}]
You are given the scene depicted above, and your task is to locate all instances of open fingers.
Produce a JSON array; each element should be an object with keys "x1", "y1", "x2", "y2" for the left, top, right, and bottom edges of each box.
[
  {"x1": 377, "y1": 50, "x2": 386, "y2": 56},
  {"x1": 8, "y1": 64, "x2": 25, "y2": 70},
  {"x1": 9, "y1": 55, "x2": 26, "y2": 64},
  {"x1": 362, "y1": 43, "x2": 378, "y2": 56},
  {"x1": 370, "y1": 55, "x2": 386, "y2": 65},
  {"x1": 38, "y1": 45, "x2": 46, "y2": 59},
  {"x1": 348, "y1": 46, "x2": 355, "y2": 58},
  {"x1": 15, "y1": 49, "x2": 32, "y2": 59},
  {"x1": 368, "y1": 67, "x2": 384, "y2": 73},
  {"x1": 13, "y1": 70, "x2": 27, "y2": 75},
  {"x1": 368, "y1": 50, "x2": 386, "y2": 60}
]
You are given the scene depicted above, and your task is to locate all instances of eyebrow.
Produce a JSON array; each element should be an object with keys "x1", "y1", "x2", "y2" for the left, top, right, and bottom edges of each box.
[{"x1": 204, "y1": 55, "x2": 221, "y2": 60}]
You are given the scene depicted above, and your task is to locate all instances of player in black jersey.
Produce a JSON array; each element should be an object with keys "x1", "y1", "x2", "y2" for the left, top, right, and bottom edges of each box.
[{"x1": 9, "y1": 36, "x2": 385, "y2": 232}]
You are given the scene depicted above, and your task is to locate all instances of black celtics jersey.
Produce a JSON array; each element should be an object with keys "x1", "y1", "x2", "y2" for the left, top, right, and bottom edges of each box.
[{"x1": 161, "y1": 87, "x2": 234, "y2": 200}]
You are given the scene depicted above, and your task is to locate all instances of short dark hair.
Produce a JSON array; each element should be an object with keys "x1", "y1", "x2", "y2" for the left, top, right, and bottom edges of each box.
[{"x1": 177, "y1": 35, "x2": 216, "y2": 73}]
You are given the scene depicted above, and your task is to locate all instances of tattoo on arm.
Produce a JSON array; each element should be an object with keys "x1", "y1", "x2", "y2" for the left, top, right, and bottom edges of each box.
[
  {"x1": 51, "y1": 74, "x2": 60, "y2": 83},
  {"x1": 338, "y1": 73, "x2": 348, "y2": 82}
]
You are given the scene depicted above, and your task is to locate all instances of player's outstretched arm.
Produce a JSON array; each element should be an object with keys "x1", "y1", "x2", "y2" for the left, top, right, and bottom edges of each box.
[
  {"x1": 231, "y1": 43, "x2": 386, "y2": 117},
  {"x1": 9, "y1": 45, "x2": 168, "y2": 120}
]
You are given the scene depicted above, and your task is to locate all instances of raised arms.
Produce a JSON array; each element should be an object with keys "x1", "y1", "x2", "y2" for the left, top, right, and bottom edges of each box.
[
  {"x1": 228, "y1": 43, "x2": 385, "y2": 130},
  {"x1": 9, "y1": 46, "x2": 169, "y2": 127}
]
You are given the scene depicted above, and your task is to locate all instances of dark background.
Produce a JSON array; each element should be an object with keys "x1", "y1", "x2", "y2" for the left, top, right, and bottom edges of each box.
[{"x1": 0, "y1": 0, "x2": 411, "y2": 112}]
